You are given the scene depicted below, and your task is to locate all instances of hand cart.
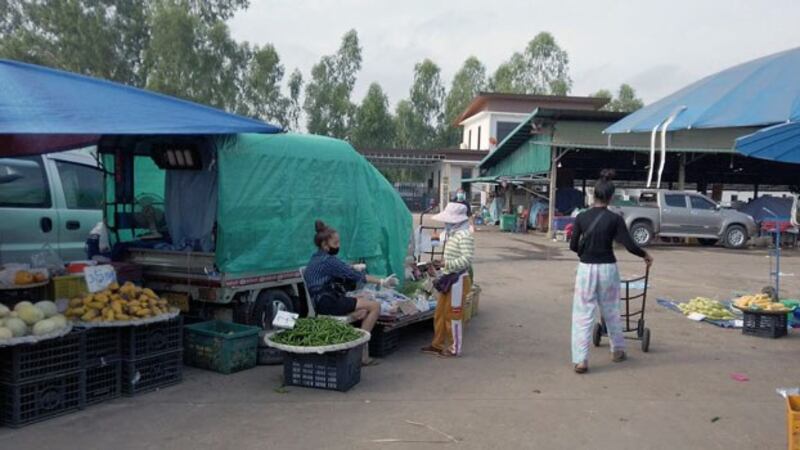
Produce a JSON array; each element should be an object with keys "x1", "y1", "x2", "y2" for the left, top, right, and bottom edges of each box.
[
  {"x1": 592, "y1": 267, "x2": 651, "y2": 352},
  {"x1": 415, "y1": 205, "x2": 445, "y2": 264}
]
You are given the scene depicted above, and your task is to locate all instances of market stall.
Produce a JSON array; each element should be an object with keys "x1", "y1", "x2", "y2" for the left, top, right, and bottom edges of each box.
[{"x1": 0, "y1": 59, "x2": 418, "y2": 423}]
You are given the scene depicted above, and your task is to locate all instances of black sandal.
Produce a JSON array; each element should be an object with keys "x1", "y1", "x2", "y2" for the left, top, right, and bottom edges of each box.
[{"x1": 574, "y1": 364, "x2": 588, "y2": 374}]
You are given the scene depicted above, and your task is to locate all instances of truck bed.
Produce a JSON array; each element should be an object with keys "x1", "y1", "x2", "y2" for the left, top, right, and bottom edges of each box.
[{"x1": 125, "y1": 248, "x2": 219, "y2": 284}]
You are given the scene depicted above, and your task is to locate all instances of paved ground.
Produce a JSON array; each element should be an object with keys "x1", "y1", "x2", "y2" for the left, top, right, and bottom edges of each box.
[{"x1": 4, "y1": 228, "x2": 799, "y2": 449}]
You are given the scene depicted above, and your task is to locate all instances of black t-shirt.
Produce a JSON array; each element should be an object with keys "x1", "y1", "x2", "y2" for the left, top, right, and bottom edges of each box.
[{"x1": 569, "y1": 207, "x2": 647, "y2": 264}]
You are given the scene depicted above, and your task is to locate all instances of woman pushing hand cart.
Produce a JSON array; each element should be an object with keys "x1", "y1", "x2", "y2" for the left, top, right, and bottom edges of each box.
[{"x1": 569, "y1": 169, "x2": 653, "y2": 374}]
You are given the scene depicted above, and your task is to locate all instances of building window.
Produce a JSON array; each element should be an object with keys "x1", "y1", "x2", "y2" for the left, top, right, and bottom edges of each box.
[
  {"x1": 461, "y1": 167, "x2": 472, "y2": 180},
  {"x1": 496, "y1": 121, "x2": 521, "y2": 143},
  {"x1": 477, "y1": 126, "x2": 482, "y2": 150},
  {"x1": 468, "y1": 129, "x2": 472, "y2": 149}
]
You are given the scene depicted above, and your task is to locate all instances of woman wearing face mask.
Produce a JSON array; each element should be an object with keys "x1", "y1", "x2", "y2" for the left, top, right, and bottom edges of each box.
[
  {"x1": 454, "y1": 188, "x2": 471, "y2": 216},
  {"x1": 305, "y1": 221, "x2": 394, "y2": 336},
  {"x1": 422, "y1": 202, "x2": 474, "y2": 357}
]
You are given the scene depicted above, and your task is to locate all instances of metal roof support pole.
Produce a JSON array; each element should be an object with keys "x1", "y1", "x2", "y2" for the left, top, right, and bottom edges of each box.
[
  {"x1": 546, "y1": 148, "x2": 571, "y2": 239},
  {"x1": 678, "y1": 153, "x2": 686, "y2": 190}
]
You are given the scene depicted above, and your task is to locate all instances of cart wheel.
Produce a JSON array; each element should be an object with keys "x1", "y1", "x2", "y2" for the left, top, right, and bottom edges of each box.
[
  {"x1": 592, "y1": 323, "x2": 603, "y2": 347},
  {"x1": 637, "y1": 319, "x2": 645, "y2": 338},
  {"x1": 641, "y1": 328, "x2": 651, "y2": 352}
]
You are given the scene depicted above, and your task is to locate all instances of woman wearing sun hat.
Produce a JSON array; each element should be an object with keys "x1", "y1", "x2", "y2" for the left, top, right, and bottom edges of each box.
[{"x1": 421, "y1": 202, "x2": 474, "y2": 357}]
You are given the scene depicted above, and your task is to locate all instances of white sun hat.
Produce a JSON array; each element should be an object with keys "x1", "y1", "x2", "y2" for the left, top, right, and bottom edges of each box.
[{"x1": 431, "y1": 202, "x2": 469, "y2": 224}]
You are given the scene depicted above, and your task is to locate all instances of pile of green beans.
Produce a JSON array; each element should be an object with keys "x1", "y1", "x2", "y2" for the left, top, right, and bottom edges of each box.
[{"x1": 272, "y1": 317, "x2": 362, "y2": 346}]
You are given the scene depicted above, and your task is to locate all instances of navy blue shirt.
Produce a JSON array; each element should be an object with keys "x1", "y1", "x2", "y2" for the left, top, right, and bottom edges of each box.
[{"x1": 305, "y1": 251, "x2": 366, "y2": 296}]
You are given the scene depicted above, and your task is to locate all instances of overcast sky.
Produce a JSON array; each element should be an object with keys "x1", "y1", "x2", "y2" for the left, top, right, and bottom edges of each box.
[{"x1": 230, "y1": 0, "x2": 800, "y2": 109}]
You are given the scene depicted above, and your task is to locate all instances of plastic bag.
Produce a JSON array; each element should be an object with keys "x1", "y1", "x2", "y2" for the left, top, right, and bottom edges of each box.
[
  {"x1": 31, "y1": 244, "x2": 65, "y2": 275},
  {"x1": 777, "y1": 388, "x2": 800, "y2": 398}
]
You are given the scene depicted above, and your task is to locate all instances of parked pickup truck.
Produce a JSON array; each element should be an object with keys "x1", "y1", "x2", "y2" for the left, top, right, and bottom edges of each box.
[{"x1": 612, "y1": 191, "x2": 758, "y2": 249}]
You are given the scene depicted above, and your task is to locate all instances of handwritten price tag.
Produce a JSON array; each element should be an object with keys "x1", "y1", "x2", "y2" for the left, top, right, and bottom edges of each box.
[{"x1": 84, "y1": 265, "x2": 117, "y2": 293}]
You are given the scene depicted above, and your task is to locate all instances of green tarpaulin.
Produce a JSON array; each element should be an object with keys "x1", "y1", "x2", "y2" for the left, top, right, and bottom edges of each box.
[{"x1": 215, "y1": 133, "x2": 412, "y2": 278}]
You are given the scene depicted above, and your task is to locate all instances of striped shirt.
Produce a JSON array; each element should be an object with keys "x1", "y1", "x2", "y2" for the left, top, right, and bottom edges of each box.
[
  {"x1": 305, "y1": 251, "x2": 366, "y2": 297},
  {"x1": 444, "y1": 229, "x2": 474, "y2": 274}
]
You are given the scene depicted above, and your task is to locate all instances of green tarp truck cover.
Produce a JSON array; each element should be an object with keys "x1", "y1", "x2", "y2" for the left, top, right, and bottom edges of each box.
[{"x1": 215, "y1": 133, "x2": 412, "y2": 279}]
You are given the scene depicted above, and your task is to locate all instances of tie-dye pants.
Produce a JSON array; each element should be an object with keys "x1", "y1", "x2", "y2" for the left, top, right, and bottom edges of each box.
[{"x1": 571, "y1": 263, "x2": 624, "y2": 364}]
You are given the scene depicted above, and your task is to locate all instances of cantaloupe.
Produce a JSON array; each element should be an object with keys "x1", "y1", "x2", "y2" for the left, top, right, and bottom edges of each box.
[
  {"x1": 4, "y1": 318, "x2": 26, "y2": 337},
  {"x1": 14, "y1": 301, "x2": 32, "y2": 312},
  {"x1": 17, "y1": 304, "x2": 44, "y2": 325},
  {"x1": 0, "y1": 327, "x2": 12, "y2": 340},
  {"x1": 32, "y1": 319, "x2": 58, "y2": 336},
  {"x1": 50, "y1": 314, "x2": 68, "y2": 329},
  {"x1": 34, "y1": 301, "x2": 58, "y2": 318},
  {"x1": 0, "y1": 304, "x2": 9, "y2": 318}
]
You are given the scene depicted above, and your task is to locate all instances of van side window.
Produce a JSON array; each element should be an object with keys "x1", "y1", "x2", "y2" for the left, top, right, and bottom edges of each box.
[
  {"x1": 55, "y1": 161, "x2": 103, "y2": 210},
  {"x1": 664, "y1": 194, "x2": 687, "y2": 208},
  {"x1": 0, "y1": 156, "x2": 51, "y2": 208}
]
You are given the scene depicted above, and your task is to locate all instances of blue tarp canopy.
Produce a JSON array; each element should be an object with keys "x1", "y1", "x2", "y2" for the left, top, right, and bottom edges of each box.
[
  {"x1": 735, "y1": 121, "x2": 800, "y2": 164},
  {"x1": 605, "y1": 47, "x2": 800, "y2": 134},
  {"x1": 0, "y1": 59, "x2": 281, "y2": 156},
  {"x1": 738, "y1": 195, "x2": 793, "y2": 222}
]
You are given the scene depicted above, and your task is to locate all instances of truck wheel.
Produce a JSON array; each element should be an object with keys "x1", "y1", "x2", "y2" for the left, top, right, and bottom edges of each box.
[
  {"x1": 251, "y1": 289, "x2": 294, "y2": 330},
  {"x1": 698, "y1": 238, "x2": 718, "y2": 247},
  {"x1": 723, "y1": 225, "x2": 748, "y2": 249},
  {"x1": 630, "y1": 222, "x2": 654, "y2": 247}
]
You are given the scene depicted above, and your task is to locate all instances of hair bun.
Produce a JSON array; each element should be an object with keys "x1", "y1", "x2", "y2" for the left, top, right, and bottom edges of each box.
[
  {"x1": 599, "y1": 169, "x2": 616, "y2": 181},
  {"x1": 315, "y1": 220, "x2": 328, "y2": 233}
]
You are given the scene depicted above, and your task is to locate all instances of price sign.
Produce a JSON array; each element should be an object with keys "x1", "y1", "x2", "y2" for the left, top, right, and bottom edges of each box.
[
  {"x1": 272, "y1": 311, "x2": 299, "y2": 329},
  {"x1": 84, "y1": 265, "x2": 117, "y2": 293}
]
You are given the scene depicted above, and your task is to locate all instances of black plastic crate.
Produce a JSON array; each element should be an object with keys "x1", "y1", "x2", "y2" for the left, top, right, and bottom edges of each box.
[
  {"x1": 743, "y1": 311, "x2": 788, "y2": 338},
  {"x1": 120, "y1": 317, "x2": 183, "y2": 360},
  {"x1": 0, "y1": 331, "x2": 84, "y2": 384},
  {"x1": 122, "y1": 350, "x2": 183, "y2": 397},
  {"x1": 283, "y1": 344, "x2": 363, "y2": 392},
  {"x1": 368, "y1": 326, "x2": 401, "y2": 357},
  {"x1": 0, "y1": 371, "x2": 83, "y2": 428},
  {"x1": 84, "y1": 362, "x2": 121, "y2": 406},
  {"x1": 84, "y1": 328, "x2": 121, "y2": 367}
]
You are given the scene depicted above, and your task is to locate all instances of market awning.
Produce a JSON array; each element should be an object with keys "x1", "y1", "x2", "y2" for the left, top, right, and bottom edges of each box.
[
  {"x1": 0, "y1": 59, "x2": 281, "y2": 156},
  {"x1": 605, "y1": 46, "x2": 800, "y2": 134},
  {"x1": 462, "y1": 175, "x2": 499, "y2": 183},
  {"x1": 735, "y1": 121, "x2": 800, "y2": 164}
]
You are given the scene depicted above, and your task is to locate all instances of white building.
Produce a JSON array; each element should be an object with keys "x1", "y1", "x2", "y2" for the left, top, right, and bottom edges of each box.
[{"x1": 456, "y1": 92, "x2": 608, "y2": 152}]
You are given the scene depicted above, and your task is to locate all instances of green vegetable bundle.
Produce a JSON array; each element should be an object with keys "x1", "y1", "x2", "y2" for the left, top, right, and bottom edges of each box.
[
  {"x1": 272, "y1": 317, "x2": 362, "y2": 346},
  {"x1": 398, "y1": 280, "x2": 424, "y2": 297}
]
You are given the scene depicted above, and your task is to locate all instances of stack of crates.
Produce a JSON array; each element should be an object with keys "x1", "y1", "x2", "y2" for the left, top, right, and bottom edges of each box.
[
  {"x1": 119, "y1": 317, "x2": 184, "y2": 396},
  {"x1": 0, "y1": 331, "x2": 85, "y2": 428},
  {"x1": 83, "y1": 328, "x2": 122, "y2": 406}
]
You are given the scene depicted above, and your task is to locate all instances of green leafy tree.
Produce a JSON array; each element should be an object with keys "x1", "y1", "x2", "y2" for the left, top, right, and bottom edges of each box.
[
  {"x1": 489, "y1": 32, "x2": 571, "y2": 95},
  {"x1": 144, "y1": 0, "x2": 249, "y2": 112},
  {"x1": 593, "y1": 84, "x2": 644, "y2": 112},
  {"x1": 441, "y1": 56, "x2": 486, "y2": 146},
  {"x1": 393, "y1": 59, "x2": 445, "y2": 149},
  {"x1": 304, "y1": 29, "x2": 362, "y2": 138},
  {"x1": 283, "y1": 68, "x2": 304, "y2": 130},
  {"x1": 1, "y1": 0, "x2": 150, "y2": 86},
  {"x1": 591, "y1": 89, "x2": 613, "y2": 102},
  {"x1": 351, "y1": 83, "x2": 395, "y2": 149},
  {"x1": 393, "y1": 99, "x2": 424, "y2": 148},
  {"x1": 240, "y1": 43, "x2": 286, "y2": 123}
]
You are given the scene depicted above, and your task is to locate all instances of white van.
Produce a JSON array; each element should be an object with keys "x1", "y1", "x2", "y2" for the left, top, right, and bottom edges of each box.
[{"x1": 0, "y1": 150, "x2": 103, "y2": 265}]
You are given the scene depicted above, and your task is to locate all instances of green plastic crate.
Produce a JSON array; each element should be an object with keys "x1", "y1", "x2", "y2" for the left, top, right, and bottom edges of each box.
[
  {"x1": 500, "y1": 214, "x2": 517, "y2": 232},
  {"x1": 183, "y1": 320, "x2": 260, "y2": 374}
]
